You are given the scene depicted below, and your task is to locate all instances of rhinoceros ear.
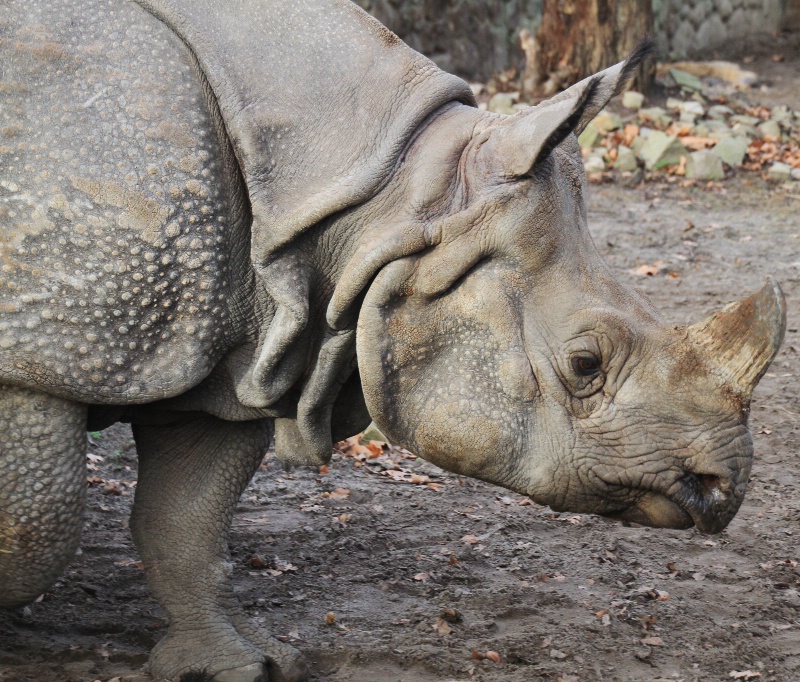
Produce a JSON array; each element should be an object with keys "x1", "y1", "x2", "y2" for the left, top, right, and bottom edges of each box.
[
  {"x1": 479, "y1": 76, "x2": 601, "y2": 179},
  {"x1": 550, "y1": 37, "x2": 657, "y2": 136},
  {"x1": 484, "y1": 38, "x2": 656, "y2": 179}
]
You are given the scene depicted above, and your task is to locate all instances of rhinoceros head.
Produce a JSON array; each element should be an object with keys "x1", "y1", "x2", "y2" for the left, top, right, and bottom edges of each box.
[{"x1": 345, "y1": 45, "x2": 786, "y2": 534}]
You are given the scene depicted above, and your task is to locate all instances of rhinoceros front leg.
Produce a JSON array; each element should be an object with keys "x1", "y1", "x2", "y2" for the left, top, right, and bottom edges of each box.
[
  {"x1": 0, "y1": 385, "x2": 87, "y2": 608},
  {"x1": 130, "y1": 416, "x2": 308, "y2": 682}
]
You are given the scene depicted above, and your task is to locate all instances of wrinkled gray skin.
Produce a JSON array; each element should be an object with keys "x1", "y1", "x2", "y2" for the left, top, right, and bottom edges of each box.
[{"x1": 0, "y1": 1, "x2": 786, "y2": 681}]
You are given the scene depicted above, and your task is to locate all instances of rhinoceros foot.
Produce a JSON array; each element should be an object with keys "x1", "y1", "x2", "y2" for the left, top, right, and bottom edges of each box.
[
  {"x1": 231, "y1": 618, "x2": 309, "y2": 682},
  {"x1": 148, "y1": 621, "x2": 270, "y2": 682}
]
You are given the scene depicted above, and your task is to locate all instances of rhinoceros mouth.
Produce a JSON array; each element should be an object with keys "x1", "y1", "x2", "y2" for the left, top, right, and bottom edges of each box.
[{"x1": 602, "y1": 472, "x2": 739, "y2": 535}]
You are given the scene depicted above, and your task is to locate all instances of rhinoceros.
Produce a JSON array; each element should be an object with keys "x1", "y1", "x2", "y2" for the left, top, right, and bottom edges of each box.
[{"x1": 0, "y1": 0, "x2": 786, "y2": 680}]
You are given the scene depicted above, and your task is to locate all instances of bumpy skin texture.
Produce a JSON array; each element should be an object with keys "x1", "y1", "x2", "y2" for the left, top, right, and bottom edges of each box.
[
  {"x1": 0, "y1": 1, "x2": 786, "y2": 681},
  {"x1": 0, "y1": 387, "x2": 87, "y2": 607}
]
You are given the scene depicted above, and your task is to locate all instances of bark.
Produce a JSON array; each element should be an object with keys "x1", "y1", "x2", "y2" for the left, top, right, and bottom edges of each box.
[{"x1": 525, "y1": 0, "x2": 654, "y2": 97}]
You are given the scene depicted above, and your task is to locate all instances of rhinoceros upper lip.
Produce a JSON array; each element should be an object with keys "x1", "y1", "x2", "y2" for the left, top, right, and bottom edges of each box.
[
  {"x1": 669, "y1": 471, "x2": 738, "y2": 534},
  {"x1": 603, "y1": 472, "x2": 737, "y2": 534}
]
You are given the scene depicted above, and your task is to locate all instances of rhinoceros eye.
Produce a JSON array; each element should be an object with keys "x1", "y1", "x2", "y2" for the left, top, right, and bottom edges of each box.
[{"x1": 571, "y1": 354, "x2": 601, "y2": 377}]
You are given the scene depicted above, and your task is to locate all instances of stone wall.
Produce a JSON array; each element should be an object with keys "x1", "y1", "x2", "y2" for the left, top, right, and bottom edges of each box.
[
  {"x1": 354, "y1": 0, "x2": 542, "y2": 81},
  {"x1": 654, "y1": 0, "x2": 786, "y2": 59},
  {"x1": 356, "y1": 0, "x2": 788, "y2": 81}
]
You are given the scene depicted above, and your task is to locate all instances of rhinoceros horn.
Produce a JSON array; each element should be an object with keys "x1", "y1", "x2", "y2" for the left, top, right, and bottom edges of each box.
[{"x1": 687, "y1": 278, "x2": 786, "y2": 395}]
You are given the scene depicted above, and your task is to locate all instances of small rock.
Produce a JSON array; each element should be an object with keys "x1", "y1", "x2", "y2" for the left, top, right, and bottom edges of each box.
[
  {"x1": 772, "y1": 105, "x2": 791, "y2": 123},
  {"x1": 591, "y1": 110, "x2": 622, "y2": 132},
  {"x1": 584, "y1": 153, "x2": 606, "y2": 174},
  {"x1": 680, "y1": 100, "x2": 705, "y2": 117},
  {"x1": 714, "y1": 136, "x2": 748, "y2": 167},
  {"x1": 631, "y1": 135, "x2": 646, "y2": 156},
  {"x1": 708, "y1": 104, "x2": 734, "y2": 119},
  {"x1": 691, "y1": 123, "x2": 710, "y2": 137},
  {"x1": 757, "y1": 120, "x2": 782, "y2": 139},
  {"x1": 622, "y1": 90, "x2": 645, "y2": 109},
  {"x1": 669, "y1": 68, "x2": 704, "y2": 91},
  {"x1": 705, "y1": 119, "x2": 734, "y2": 140},
  {"x1": 488, "y1": 92, "x2": 516, "y2": 115},
  {"x1": 578, "y1": 123, "x2": 602, "y2": 149},
  {"x1": 638, "y1": 131, "x2": 687, "y2": 170},
  {"x1": 730, "y1": 114, "x2": 762, "y2": 126},
  {"x1": 767, "y1": 162, "x2": 793, "y2": 183},
  {"x1": 549, "y1": 649, "x2": 568, "y2": 659},
  {"x1": 685, "y1": 149, "x2": 725, "y2": 181},
  {"x1": 614, "y1": 145, "x2": 638, "y2": 172},
  {"x1": 730, "y1": 123, "x2": 757, "y2": 141},
  {"x1": 638, "y1": 107, "x2": 671, "y2": 128},
  {"x1": 792, "y1": 168, "x2": 800, "y2": 181},
  {"x1": 620, "y1": 167, "x2": 644, "y2": 186}
]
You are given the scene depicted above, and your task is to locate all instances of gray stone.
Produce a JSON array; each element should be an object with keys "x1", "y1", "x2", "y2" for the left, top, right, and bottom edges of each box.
[
  {"x1": 730, "y1": 114, "x2": 762, "y2": 126},
  {"x1": 771, "y1": 105, "x2": 791, "y2": 124},
  {"x1": 592, "y1": 110, "x2": 622, "y2": 132},
  {"x1": 685, "y1": 149, "x2": 725, "y2": 181},
  {"x1": 578, "y1": 123, "x2": 602, "y2": 149},
  {"x1": 638, "y1": 131, "x2": 687, "y2": 170},
  {"x1": 488, "y1": 92, "x2": 516, "y2": 115},
  {"x1": 584, "y1": 153, "x2": 606, "y2": 174},
  {"x1": 670, "y1": 68, "x2": 704, "y2": 92},
  {"x1": 757, "y1": 120, "x2": 782, "y2": 139},
  {"x1": 614, "y1": 145, "x2": 638, "y2": 172},
  {"x1": 730, "y1": 123, "x2": 757, "y2": 140},
  {"x1": 792, "y1": 168, "x2": 800, "y2": 181},
  {"x1": 691, "y1": 123, "x2": 711, "y2": 137},
  {"x1": 714, "y1": 136, "x2": 748, "y2": 167},
  {"x1": 708, "y1": 105, "x2": 734, "y2": 120},
  {"x1": 638, "y1": 107, "x2": 671, "y2": 128},
  {"x1": 680, "y1": 100, "x2": 705, "y2": 117},
  {"x1": 767, "y1": 162, "x2": 793, "y2": 183},
  {"x1": 622, "y1": 90, "x2": 645, "y2": 110}
]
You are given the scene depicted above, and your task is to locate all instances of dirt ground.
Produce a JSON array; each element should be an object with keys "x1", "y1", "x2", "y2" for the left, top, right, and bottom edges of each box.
[{"x1": 2, "y1": 43, "x2": 800, "y2": 682}]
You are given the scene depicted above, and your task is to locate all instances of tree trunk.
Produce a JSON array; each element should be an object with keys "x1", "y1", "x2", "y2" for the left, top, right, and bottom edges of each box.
[{"x1": 523, "y1": 0, "x2": 654, "y2": 98}]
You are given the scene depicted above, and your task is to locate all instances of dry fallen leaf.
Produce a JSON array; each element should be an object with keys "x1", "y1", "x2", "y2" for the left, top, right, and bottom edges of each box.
[
  {"x1": 640, "y1": 636, "x2": 665, "y2": 646},
  {"x1": 325, "y1": 612, "x2": 336, "y2": 625},
  {"x1": 432, "y1": 617, "x2": 452, "y2": 635},
  {"x1": 328, "y1": 488, "x2": 350, "y2": 500},
  {"x1": 730, "y1": 672, "x2": 761, "y2": 680},
  {"x1": 413, "y1": 572, "x2": 431, "y2": 583},
  {"x1": 461, "y1": 534, "x2": 480, "y2": 545}
]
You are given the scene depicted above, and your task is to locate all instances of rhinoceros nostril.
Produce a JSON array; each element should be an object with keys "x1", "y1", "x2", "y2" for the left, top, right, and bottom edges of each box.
[{"x1": 697, "y1": 473, "x2": 722, "y2": 494}]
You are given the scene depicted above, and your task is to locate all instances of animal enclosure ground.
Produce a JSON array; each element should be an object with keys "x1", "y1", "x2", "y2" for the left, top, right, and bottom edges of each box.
[
  {"x1": 2, "y1": 175, "x2": 798, "y2": 682},
  {"x1": 3, "y1": 61, "x2": 800, "y2": 682}
]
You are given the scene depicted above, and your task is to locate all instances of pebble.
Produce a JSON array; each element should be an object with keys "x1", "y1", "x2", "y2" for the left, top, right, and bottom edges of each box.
[
  {"x1": 767, "y1": 162, "x2": 793, "y2": 183},
  {"x1": 708, "y1": 104, "x2": 734, "y2": 119},
  {"x1": 584, "y1": 153, "x2": 606, "y2": 174},
  {"x1": 622, "y1": 90, "x2": 645, "y2": 110},
  {"x1": 669, "y1": 68, "x2": 703, "y2": 91},
  {"x1": 578, "y1": 123, "x2": 602, "y2": 149},
  {"x1": 638, "y1": 132, "x2": 687, "y2": 170},
  {"x1": 714, "y1": 136, "x2": 748, "y2": 167},
  {"x1": 591, "y1": 110, "x2": 622, "y2": 132},
  {"x1": 686, "y1": 149, "x2": 725, "y2": 181},
  {"x1": 639, "y1": 107, "x2": 672, "y2": 128},
  {"x1": 757, "y1": 120, "x2": 782, "y2": 139},
  {"x1": 488, "y1": 92, "x2": 516, "y2": 115},
  {"x1": 614, "y1": 145, "x2": 638, "y2": 172},
  {"x1": 792, "y1": 168, "x2": 800, "y2": 181}
]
